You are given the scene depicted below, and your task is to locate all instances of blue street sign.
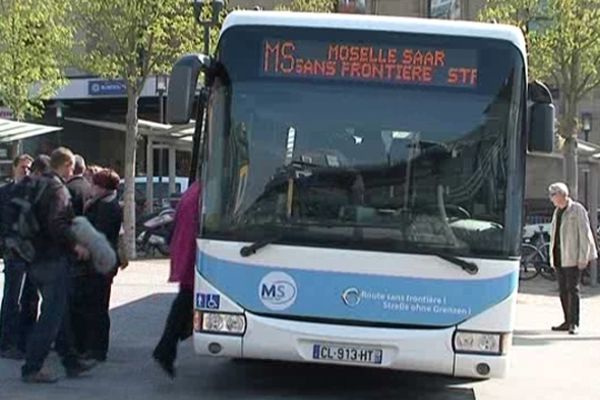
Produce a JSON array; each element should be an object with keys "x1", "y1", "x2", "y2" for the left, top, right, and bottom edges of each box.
[{"x1": 88, "y1": 80, "x2": 127, "y2": 96}]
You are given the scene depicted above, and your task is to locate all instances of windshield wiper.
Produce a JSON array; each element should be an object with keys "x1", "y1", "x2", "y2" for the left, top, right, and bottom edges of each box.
[
  {"x1": 434, "y1": 253, "x2": 479, "y2": 275},
  {"x1": 241, "y1": 237, "x2": 479, "y2": 275},
  {"x1": 238, "y1": 219, "x2": 351, "y2": 257},
  {"x1": 241, "y1": 240, "x2": 477, "y2": 275},
  {"x1": 240, "y1": 235, "x2": 282, "y2": 257}
]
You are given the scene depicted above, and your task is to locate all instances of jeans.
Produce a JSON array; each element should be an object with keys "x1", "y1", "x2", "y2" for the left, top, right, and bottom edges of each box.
[
  {"x1": 0, "y1": 259, "x2": 27, "y2": 351},
  {"x1": 18, "y1": 275, "x2": 39, "y2": 353},
  {"x1": 55, "y1": 273, "x2": 82, "y2": 366},
  {"x1": 556, "y1": 266, "x2": 581, "y2": 326},
  {"x1": 21, "y1": 257, "x2": 78, "y2": 376},
  {"x1": 153, "y1": 289, "x2": 193, "y2": 364}
]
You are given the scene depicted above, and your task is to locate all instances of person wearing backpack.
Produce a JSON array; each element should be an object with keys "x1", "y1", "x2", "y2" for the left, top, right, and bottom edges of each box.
[
  {"x1": 0, "y1": 154, "x2": 33, "y2": 360},
  {"x1": 1, "y1": 155, "x2": 54, "y2": 360},
  {"x1": 20, "y1": 147, "x2": 95, "y2": 384},
  {"x1": 15, "y1": 156, "x2": 52, "y2": 355}
]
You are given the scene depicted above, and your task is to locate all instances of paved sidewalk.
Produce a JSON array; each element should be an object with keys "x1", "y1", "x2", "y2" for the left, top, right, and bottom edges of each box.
[{"x1": 475, "y1": 277, "x2": 600, "y2": 400}]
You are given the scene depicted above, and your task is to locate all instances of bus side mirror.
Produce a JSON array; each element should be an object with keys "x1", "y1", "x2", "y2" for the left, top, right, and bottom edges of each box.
[
  {"x1": 167, "y1": 54, "x2": 211, "y2": 124},
  {"x1": 528, "y1": 80, "x2": 554, "y2": 153}
]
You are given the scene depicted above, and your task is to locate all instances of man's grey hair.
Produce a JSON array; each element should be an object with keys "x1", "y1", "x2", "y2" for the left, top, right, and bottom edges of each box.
[
  {"x1": 73, "y1": 154, "x2": 86, "y2": 176},
  {"x1": 548, "y1": 182, "x2": 569, "y2": 197}
]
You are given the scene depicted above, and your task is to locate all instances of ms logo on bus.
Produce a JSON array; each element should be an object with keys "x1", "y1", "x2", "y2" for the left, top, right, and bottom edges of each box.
[{"x1": 259, "y1": 271, "x2": 297, "y2": 311}]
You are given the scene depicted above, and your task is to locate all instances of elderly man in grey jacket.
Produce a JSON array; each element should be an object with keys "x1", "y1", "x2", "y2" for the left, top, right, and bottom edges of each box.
[{"x1": 548, "y1": 182, "x2": 598, "y2": 335}]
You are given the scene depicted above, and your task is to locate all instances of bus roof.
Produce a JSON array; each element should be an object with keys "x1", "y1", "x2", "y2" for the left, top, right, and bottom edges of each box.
[{"x1": 221, "y1": 11, "x2": 526, "y2": 56}]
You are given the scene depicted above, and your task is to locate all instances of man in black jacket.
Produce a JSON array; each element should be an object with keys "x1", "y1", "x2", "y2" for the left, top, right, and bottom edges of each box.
[
  {"x1": 67, "y1": 155, "x2": 92, "y2": 217},
  {"x1": 21, "y1": 147, "x2": 94, "y2": 384},
  {"x1": 0, "y1": 154, "x2": 33, "y2": 359},
  {"x1": 16, "y1": 156, "x2": 51, "y2": 355}
]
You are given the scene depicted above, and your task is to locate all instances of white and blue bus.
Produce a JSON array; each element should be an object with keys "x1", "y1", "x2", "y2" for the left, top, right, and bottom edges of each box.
[{"x1": 167, "y1": 10, "x2": 554, "y2": 378}]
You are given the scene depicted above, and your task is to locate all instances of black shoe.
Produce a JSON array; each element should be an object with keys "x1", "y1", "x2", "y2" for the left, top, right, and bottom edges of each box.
[
  {"x1": 569, "y1": 325, "x2": 579, "y2": 335},
  {"x1": 65, "y1": 359, "x2": 97, "y2": 378},
  {"x1": 22, "y1": 369, "x2": 59, "y2": 384},
  {"x1": 0, "y1": 347, "x2": 25, "y2": 360},
  {"x1": 152, "y1": 352, "x2": 175, "y2": 379},
  {"x1": 551, "y1": 322, "x2": 569, "y2": 331}
]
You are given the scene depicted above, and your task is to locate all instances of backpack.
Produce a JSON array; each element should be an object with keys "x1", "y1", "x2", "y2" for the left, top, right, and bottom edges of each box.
[{"x1": 2, "y1": 178, "x2": 48, "y2": 263}]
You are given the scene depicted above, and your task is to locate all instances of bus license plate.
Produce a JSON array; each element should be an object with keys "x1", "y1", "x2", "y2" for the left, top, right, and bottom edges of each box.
[{"x1": 312, "y1": 343, "x2": 383, "y2": 365}]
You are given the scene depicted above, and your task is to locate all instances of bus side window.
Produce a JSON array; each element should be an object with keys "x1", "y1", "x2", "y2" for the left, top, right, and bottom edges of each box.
[{"x1": 203, "y1": 78, "x2": 228, "y2": 230}]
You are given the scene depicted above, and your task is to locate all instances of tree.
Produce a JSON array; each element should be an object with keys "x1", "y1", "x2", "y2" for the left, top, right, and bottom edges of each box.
[
  {"x1": 0, "y1": 0, "x2": 72, "y2": 124},
  {"x1": 73, "y1": 0, "x2": 210, "y2": 259},
  {"x1": 200, "y1": 1, "x2": 230, "y2": 53},
  {"x1": 479, "y1": 0, "x2": 600, "y2": 199},
  {"x1": 275, "y1": 0, "x2": 336, "y2": 12}
]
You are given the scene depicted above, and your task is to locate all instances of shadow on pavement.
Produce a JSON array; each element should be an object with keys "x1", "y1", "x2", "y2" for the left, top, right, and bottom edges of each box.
[
  {"x1": 0, "y1": 293, "x2": 477, "y2": 400},
  {"x1": 518, "y1": 279, "x2": 558, "y2": 297},
  {"x1": 177, "y1": 359, "x2": 477, "y2": 399},
  {"x1": 513, "y1": 329, "x2": 549, "y2": 336},
  {"x1": 120, "y1": 294, "x2": 477, "y2": 400},
  {"x1": 513, "y1": 329, "x2": 600, "y2": 347},
  {"x1": 518, "y1": 278, "x2": 600, "y2": 299}
]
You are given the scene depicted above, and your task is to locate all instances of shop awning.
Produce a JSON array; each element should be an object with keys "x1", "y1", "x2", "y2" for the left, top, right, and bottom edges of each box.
[
  {"x1": 578, "y1": 139, "x2": 600, "y2": 159},
  {"x1": 64, "y1": 117, "x2": 194, "y2": 149},
  {"x1": 0, "y1": 118, "x2": 63, "y2": 143},
  {"x1": 65, "y1": 116, "x2": 195, "y2": 213}
]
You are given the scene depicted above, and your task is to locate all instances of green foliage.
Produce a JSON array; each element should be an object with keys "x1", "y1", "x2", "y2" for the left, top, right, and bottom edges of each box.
[
  {"x1": 0, "y1": 0, "x2": 73, "y2": 121},
  {"x1": 479, "y1": 0, "x2": 600, "y2": 137},
  {"x1": 198, "y1": 1, "x2": 231, "y2": 55},
  {"x1": 73, "y1": 0, "x2": 204, "y2": 95},
  {"x1": 275, "y1": 0, "x2": 336, "y2": 13},
  {"x1": 479, "y1": 0, "x2": 552, "y2": 81},
  {"x1": 73, "y1": 0, "x2": 229, "y2": 258}
]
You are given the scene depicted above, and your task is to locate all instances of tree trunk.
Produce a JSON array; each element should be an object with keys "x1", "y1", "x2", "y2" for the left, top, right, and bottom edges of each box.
[
  {"x1": 559, "y1": 89, "x2": 580, "y2": 200},
  {"x1": 589, "y1": 164, "x2": 598, "y2": 286},
  {"x1": 123, "y1": 89, "x2": 139, "y2": 260},
  {"x1": 563, "y1": 136, "x2": 578, "y2": 199},
  {"x1": 11, "y1": 140, "x2": 22, "y2": 159}
]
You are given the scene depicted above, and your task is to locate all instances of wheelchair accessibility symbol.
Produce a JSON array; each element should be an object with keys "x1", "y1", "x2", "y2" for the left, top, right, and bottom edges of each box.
[{"x1": 196, "y1": 293, "x2": 221, "y2": 310}]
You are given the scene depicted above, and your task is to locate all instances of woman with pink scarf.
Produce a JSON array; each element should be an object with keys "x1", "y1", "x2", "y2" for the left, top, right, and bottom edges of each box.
[{"x1": 152, "y1": 181, "x2": 201, "y2": 378}]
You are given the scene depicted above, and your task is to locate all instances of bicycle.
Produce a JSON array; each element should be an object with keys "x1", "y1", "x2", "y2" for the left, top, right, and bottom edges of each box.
[
  {"x1": 519, "y1": 242, "x2": 543, "y2": 281},
  {"x1": 529, "y1": 225, "x2": 556, "y2": 281},
  {"x1": 519, "y1": 225, "x2": 555, "y2": 281}
]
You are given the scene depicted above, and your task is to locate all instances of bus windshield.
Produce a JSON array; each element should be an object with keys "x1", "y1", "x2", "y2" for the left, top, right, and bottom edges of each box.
[{"x1": 202, "y1": 26, "x2": 525, "y2": 258}]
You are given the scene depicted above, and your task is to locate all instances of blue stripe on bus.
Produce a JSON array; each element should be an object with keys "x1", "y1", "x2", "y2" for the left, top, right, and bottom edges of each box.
[{"x1": 197, "y1": 251, "x2": 518, "y2": 327}]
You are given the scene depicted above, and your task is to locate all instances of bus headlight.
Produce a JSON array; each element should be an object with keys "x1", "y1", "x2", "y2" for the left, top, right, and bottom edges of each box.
[
  {"x1": 226, "y1": 314, "x2": 246, "y2": 332},
  {"x1": 454, "y1": 331, "x2": 509, "y2": 355},
  {"x1": 195, "y1": 310, "x2": 246, "y2": 335},
  {"x1": 203, "y1": 313, "x2": 225, "y2": 331}
]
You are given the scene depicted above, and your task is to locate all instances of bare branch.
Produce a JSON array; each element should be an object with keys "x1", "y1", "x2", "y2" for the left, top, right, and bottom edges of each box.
[{"x1": 581, "y1": 77, "x2": 600, "y2": 98}]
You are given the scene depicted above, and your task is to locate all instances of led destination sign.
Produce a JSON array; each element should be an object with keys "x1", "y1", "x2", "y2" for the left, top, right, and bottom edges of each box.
[{"x1": 262, "y1": 39, "x2": 478, "y2": 88}]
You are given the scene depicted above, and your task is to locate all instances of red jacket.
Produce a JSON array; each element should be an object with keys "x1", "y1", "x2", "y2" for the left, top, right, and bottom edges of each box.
[{"x1": 168, "y1": 181, "x2": 201, "y2": 289}]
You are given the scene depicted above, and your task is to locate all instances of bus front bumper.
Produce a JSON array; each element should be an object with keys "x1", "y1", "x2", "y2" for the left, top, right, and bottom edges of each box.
[{"x1": 193, "y1": 311, "x2": 509, "y2": 379}]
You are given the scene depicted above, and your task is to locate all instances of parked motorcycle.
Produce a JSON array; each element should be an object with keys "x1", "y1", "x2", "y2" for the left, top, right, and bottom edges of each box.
[{"x1": 136, "y1": 207, "x2": 175, "y2": 257}]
